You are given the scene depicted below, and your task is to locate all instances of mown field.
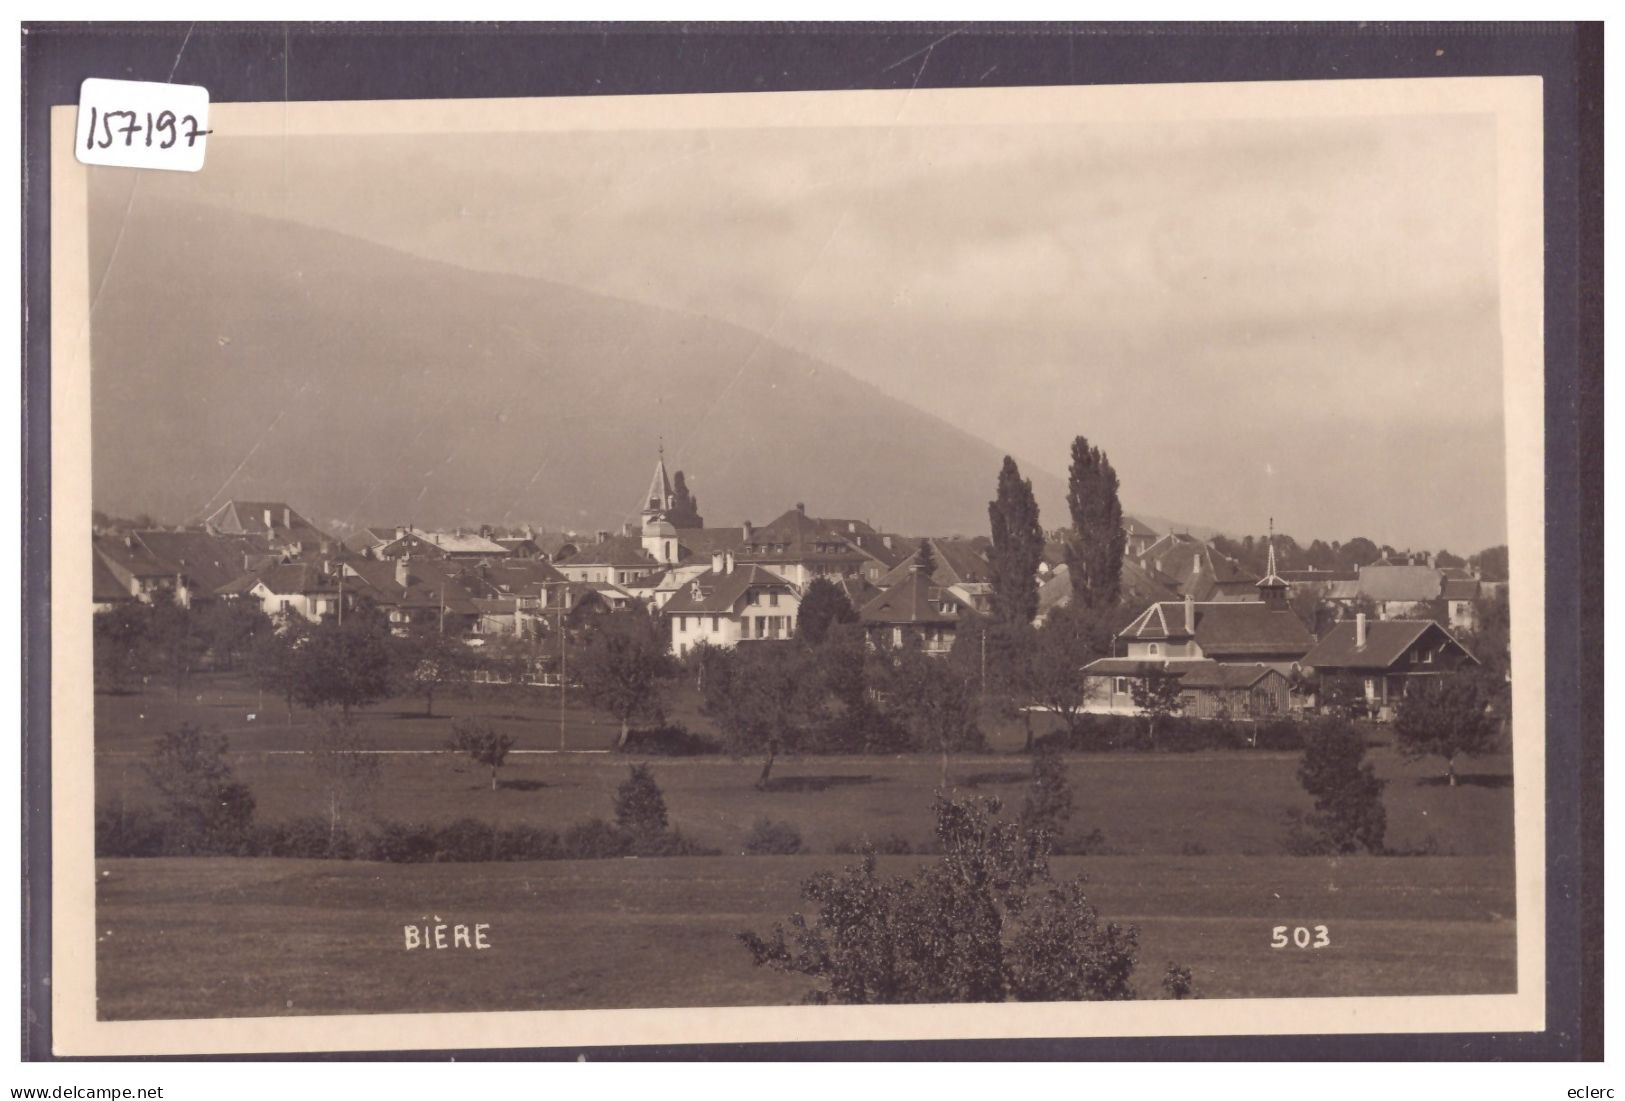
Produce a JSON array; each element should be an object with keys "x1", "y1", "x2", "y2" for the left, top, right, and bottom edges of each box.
[
  {"x1": 95, "y1": 853, "x2": 1517, "y2": 1020},
  {"x1": 93, "y1": 674, "x2": 1518, "y2": 1019}
]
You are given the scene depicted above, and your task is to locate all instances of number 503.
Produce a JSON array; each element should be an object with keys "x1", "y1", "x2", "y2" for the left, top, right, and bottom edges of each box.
[{"x1": 1271, "y1": 925, "x2": 1330, "y2": 949}]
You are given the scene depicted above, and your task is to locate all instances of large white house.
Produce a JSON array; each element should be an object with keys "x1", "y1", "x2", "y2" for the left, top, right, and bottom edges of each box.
[{"x1": 660, "y1": 552, "x2": 801, "y2": 657}]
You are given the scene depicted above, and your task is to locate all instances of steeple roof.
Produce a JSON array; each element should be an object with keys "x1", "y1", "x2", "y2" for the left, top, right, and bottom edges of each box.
[{"x1": 642, "y1": 450, "x2": 674, "y2": 517}]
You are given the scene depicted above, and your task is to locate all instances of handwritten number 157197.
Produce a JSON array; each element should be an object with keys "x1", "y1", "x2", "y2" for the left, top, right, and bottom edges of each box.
[{"x1": 84, "y1": 107, "x2": 211, "y2": 151}]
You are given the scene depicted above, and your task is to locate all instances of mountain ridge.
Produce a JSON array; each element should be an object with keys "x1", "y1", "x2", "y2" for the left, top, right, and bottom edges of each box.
[{"x1": 89, "y1": 195, "x2": 1189, "y2": 539}]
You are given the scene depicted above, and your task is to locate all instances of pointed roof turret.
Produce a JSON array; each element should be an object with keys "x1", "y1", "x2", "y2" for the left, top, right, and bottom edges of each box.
[{"x1": 1257, "y1": 518, "x2": 1289, "y2": 609}]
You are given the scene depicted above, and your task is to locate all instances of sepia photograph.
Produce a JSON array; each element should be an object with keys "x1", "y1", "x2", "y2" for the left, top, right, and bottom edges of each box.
[{"x1": 45, "y1": 69, "x2": 1550, "y2": 1056}]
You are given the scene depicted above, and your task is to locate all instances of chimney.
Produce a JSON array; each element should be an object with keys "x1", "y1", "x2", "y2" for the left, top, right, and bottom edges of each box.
[
  {"x1": 395, "y1": 555, "x2": 410, "y2": 588},
  {"x1": 848, "y1": 521, "x2": 857, "y2": 533},
  {"x1": 796, "y1": 502, "x2": 805, "y2": 514},
  {"x1": 883, "y1": 535, "x2": 893, "y2": 550},
  {"x1": 596, "y1": 530, "x2": 609, "y2": 544},
  {"x1": 282, "y1": 507, "x2": 291, "y2": 529},
  {"x1": 1355, "y1": 612, "x2": 1367, "y2": 648},
  {"x1": 711, "y1": 550, "x2": 725, "y2": 574},
  {"x1": 742, "y1": 520, "x2": 754, "y2": 543},
  {"x1": 395, "y1": 526, "x2": 407, "y2": 540},
  {"x1": 1191, "y1": 554, "x2": 1203, "y2": 577},
  {"x1": 264, "y1": 509, "x2": 274, "y2": 529},
  {"x1": 623, "y1": 521, "x2": 635, "y2": 537},
  {"x1": 1184, "y1": 592, "x2": 1195, "y2": 634},
  {"x1": 723, "y1": 551, "x2": 735, "y2": 575}
]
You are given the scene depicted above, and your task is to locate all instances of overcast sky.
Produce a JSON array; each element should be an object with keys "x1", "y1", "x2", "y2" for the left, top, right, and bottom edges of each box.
[{"x1": 118, "y1": 108, "x2": 1508, "y2": 551}]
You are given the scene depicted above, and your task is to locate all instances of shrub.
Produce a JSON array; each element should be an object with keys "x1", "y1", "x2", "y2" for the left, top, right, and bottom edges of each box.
[
  {"x1": 614, "y1": 764, "x2": 669, "y2": 838},
  {"x1": 629, "y1": 828, "x2": 720, "y2": 857},
  {"x1": 560, "y1": 818, "x2": 634, "y2": 860},
  {"x1": 365, "y1": 821, "x2": 442, "y2": 864},
  {"x1": 740, "y1": 795, "x2": 1156, "y2": 1004},
  {"x1": 95, "y1": 804, "x2": 171, "y2": 858},
  {"x1": 254, "y1": 817, "x2": 359, "y2": 860},
  {"x1": 1161, "y1": 963, "x2": 1197, "y2": 999},
  {"x1": 615, "y1": 723, "x2": 722, "y2": 757},
  {"x1": 1296, "y1": 720, "x2": 1387, "y2": 854},
  {"x1": 743, "y1": 818, "x2": 804, "y2": 855}
]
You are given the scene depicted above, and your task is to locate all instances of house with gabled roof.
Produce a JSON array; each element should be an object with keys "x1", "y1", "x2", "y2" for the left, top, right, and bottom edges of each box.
[
  {"x1": 660, "y1": 552, "x2": 801, "y2": 657},
  {"x1": 735, "y1": 504, "x2": 871, "y2": 587},
  {"x1": 1301, "y1": 614, "x2": 1479, "y2": 721},
  {"x1": 203, "y1": 500, "x2": 328, "y2": 553},
  {"x1": 93, "y1": 533, "x2": 185, "y2": 606},
  {"x1": 1082, "y1": 547, "x2": 1314, "y2": 715},
  {"x1": 554, "y1": 533, "x2": 663, "y2": 586},
  {"x1": 858, "y1": 565, "x2": 980, "y2": 656}
]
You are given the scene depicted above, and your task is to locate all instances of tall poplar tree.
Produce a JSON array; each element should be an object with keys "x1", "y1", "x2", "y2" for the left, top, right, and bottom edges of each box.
[
  {"x1": 1064, "y1": 437, "x2": 1126, "y2": 610},
  {"x1": 987, "y1": 456, "x2": 1044, "y2": 631}
]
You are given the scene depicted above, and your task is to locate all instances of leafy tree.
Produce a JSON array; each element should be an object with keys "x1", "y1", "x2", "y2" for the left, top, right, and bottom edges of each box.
[
  {"x1": 191, "y1": 599, "x2": 270, "y2": 672},
  {"x1": 1464, "y1": 588, "x2": 1511, "y2": 719},
  {"x1": 1288, "y1": 587, "x2": 1332, "y2": 638},
  {"x1": 1337, "y1": 537, "x2": 1382, "y2": 569},
  {"x1": 1435, "y1": 549, "x2": 1467, "y2": 569},
  {"x1": 1295, "y1": 720, "x2": 1386, "y2": 853},
  {"x1": 705, "y1": 643, "x2": 820, "y2": 787},
  {"x1": 292, "y1": 614, "x2": 397, "y2": 717},
  {"x1": 1018, "y1": 742, "x2": 1073, "y2": 846},
  {"x1": 797, "y1": 578, "x2": 857, "y2": 646},
  {"x1": 1317, "y1": 677, "x2": 1372, "y2": 721},
  {"x1": 404, "y1": 629, "x2": 476, "y2": 716},
  {"x1": 449, "y1": 717, "x2": 516, "y2": 791},
  {"x1": 1392, "y1": 674, "x2": 1497, "y2": 786},
  {"x1": 1023, "y1": 606, "x2": 1107, "y2": 740},
  {"x1": 248, "y1": 613, "x2": 309, "y2": 723},
  {"x1": 883, "y1": 645, "x2": 980, "y2": 785},
  {"x1": 576, "y1": 616, "x2": 672, "y2": 747},
  {"x1": 667, "y1": 471, "x2": 704, "y2": 528},
  {"x1": 1470, "y1": 545, "x2": 1510, "y2": 583},
  {"x1": 739, "y1": 794, "x2": 1143, "y2": 1004},
  {"x1": 306, "y1": 714, "x2": 381, "y2": 844},
  {"x1": 1304, "y1": 539, "x2": 1338, "y2": 570},
  {"x1": 142, "y1": 724, "x2": 256, "y2": 854},
  {"x1": 93, "y1": 602, "x2": 154, "y2": 693},
  {"x1": 146, "y1": 592, "x2": 206, "y2": 699},
  {"x1": 1063, "y1": 437, "x2": 1125, "y2": 610},
  {"x1": 987, "y1": 456, "x2": 1045, "y2": 631},
  {"x1": 1130, "y1": 671, "x2": 1184, "y2": 751},
  {"x1": 614, "y1": 763, "x2": 670, "y2": 839},
  {"x1": 814, "y1": 623, "x2": 898, "y2": 753}
]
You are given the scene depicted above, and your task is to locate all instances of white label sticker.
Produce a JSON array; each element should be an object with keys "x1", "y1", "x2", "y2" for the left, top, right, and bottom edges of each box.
[{"x1": 74, "y1": 78, "x2": 211, "y2": 172}]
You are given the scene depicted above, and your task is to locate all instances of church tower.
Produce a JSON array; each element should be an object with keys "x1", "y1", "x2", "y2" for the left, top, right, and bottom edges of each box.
[
  {"x1": 641, "y1": 445, "x2": 675, "y2": 525},
  {"x1": 640, "y1": 446, "x2": 679, "y2": 565}
]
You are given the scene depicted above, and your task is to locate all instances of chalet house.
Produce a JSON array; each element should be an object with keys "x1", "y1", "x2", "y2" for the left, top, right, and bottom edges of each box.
[
  {"x1": 1082, "y1": 559, "x2": 1314, "y2": 715},
  {"x1": 554, "y1": 534, "x2": 663, "y2": 586},
  {"x1": 735, "y1": 505, "x2": 871, "y2": 587},
  {"x1": 1301, "y1": 614, "x2": 1480, "y2": 721},
  {"x1": 204, "y1": 500, "x2": 328, "y2": 554},
  {"x1": 858, "y1": 567, "x2": 978, "y2": 656},
  {"x1": 661, "y1": 553, "x2": 801, "y2": 657}
]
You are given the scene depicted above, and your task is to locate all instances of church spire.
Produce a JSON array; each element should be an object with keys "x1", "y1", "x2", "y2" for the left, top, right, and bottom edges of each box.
[
  {"x1": 642, "y1": 446, "x2": 674, "y2": 519},
  {"x1": 1257, "y1": 517, "x2": 1288, "y2": 609}
]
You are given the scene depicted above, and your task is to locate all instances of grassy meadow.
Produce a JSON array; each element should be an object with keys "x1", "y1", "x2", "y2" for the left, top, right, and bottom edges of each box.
[{"x1": 92, "y1": 673, "x2": 1519, "y2": 1019}]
